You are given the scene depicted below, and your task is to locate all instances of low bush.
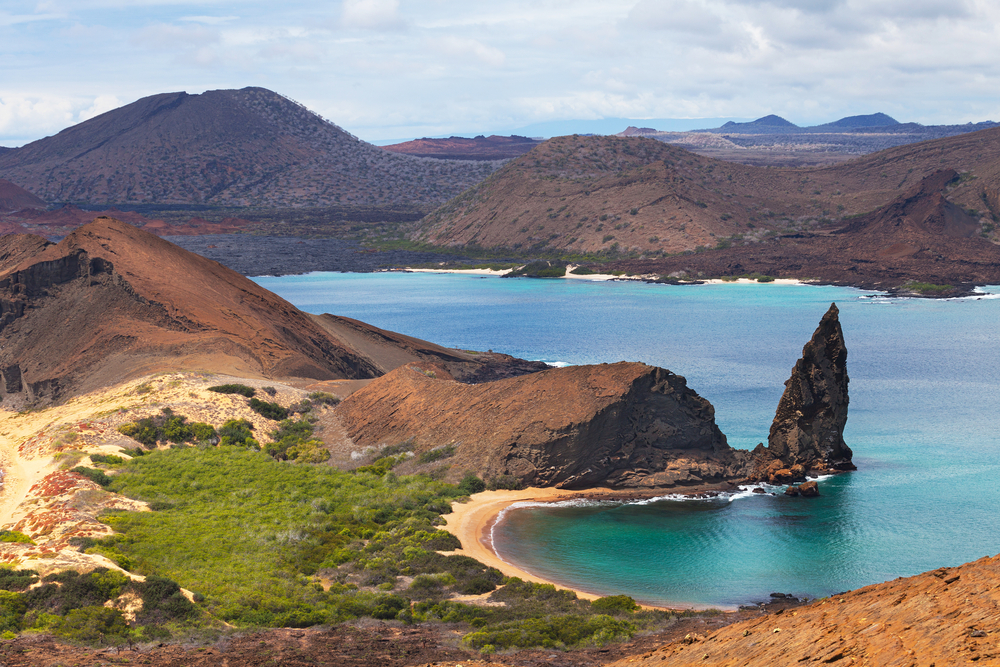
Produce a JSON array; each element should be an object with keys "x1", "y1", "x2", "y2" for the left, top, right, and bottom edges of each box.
[
  {"x1": 89, "y1": 453, "x2": 126, "y2": 466},
  {"x1": 118, "y1": 410, "x2": 216, "y2": 448},
  {"x1": 249, "y1": 398, "x2": 288, "y2": 421},
  {"x1": 591, "y1": 595, "x2": 639, "y2": 614},
  {"x1": 0, "y1": 531, "x2": 35, "y2": 545},
  {"x1": 308, "y1": 391, "x2": 340, "y2": 406},
  {"x1": 208, "y1": 384, "x2": 256, "y2": 397},
  {"x1": 71, "y1": 467, "x2": 112, "y2": 487},
  {"x1": 418, "y1": 445, "x2": 455, "y2": 464},
  {"x1": 486, "y1": 475, "x2": 524, "y2": 491},
  {"x1": 217, "y1": 419, "x2": 258, "y2": 448},
  {"x1": 458, "y1": 473, "x2": 486, "y2": 495}
]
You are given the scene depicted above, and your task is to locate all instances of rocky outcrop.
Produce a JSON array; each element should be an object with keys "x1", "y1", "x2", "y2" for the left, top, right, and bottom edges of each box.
[
  {"x1": 337, "y1": 361, "x2": 744, "y2": 489},
  {"x1": 338, "y1": 305, "x2": 854, "y2": 490},
  {"x1": 760, "y1": 303, "x2": 854, "y2": 475}
]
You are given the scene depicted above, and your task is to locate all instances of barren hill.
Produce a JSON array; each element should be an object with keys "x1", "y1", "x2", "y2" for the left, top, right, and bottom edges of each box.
[
  {"x1": 610, "y1": 554, "x2": 1000, "y2": 666},
  {"x1": 414, "y1": 128, "x2": 1000, "y2": 257},
  {"x1": 0, "y1": 179, "x2": 45, "y2": 212},
  {"x1": 609, "y1": 170, "x2": 1000, "y2": 293},
  {"x1": 0, "y1": 217, "x2": 534, "y2": 405},
  {"x1": 0, "y1": 88, "x2": 498, "y2": 207},
  {"x1": 382, "y1": 135, "x2": 541, "y2": 161}
]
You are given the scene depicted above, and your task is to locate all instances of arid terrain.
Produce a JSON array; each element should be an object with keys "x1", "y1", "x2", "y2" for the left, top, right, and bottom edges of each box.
[
  {"x1": 0, "y1": 88, "x2": 499, "y2": 208},
  {"x1": 383, "y1": 135, "x2": 542, "y2": 161}
]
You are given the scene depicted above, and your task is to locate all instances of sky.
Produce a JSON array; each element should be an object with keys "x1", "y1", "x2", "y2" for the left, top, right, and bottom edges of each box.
[{"x1": 3, "y1": 0, "x2": 1000, "y2": 146}]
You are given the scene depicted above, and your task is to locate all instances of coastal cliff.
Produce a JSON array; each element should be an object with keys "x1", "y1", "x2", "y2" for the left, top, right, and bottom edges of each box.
[
  {"x1": 337, "y1": 305, "x2": 853, "y2": 489},
  {"x1": 338, "y1": 361, "x2": 740, "y2": 489}
]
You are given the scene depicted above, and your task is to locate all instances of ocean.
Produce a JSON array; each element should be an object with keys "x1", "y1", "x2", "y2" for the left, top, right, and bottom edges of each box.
[{"x1": 254, "y1": 272, "x2": 1000, "y2": 608}]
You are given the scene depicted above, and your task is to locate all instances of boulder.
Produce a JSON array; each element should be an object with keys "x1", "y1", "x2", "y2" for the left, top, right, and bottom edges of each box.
[{"x1": 798, "y1": 480, "x2": 820, "y2": 497}]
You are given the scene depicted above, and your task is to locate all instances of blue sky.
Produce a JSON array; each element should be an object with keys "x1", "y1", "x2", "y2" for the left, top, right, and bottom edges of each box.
[{"x1": 3, "y1": 0, "x2": 999, "y2": 146}]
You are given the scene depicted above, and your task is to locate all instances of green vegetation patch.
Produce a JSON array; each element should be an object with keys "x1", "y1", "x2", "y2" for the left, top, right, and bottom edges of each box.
[
  {"x1": 207, "y1": 384, "x2": 256, "y2": 397},
  {"x1": 117, "y1": 409, "x2": 216, "y2": 448},
  {"x1": 901, "y1": 281, "x2": 952, "y2": 295},
  {"x1": 249, "y1": 398, "x2": 289, "y2": 421},
  {"x1": 102, "y1": 447, "x2": 466, "y2": 626},
  {"x1": 0, "y1": 567, "x2": 195, "y2": 644}
]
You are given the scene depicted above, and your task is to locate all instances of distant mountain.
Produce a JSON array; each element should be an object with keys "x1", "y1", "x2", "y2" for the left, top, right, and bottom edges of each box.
[
  {"x1": 415, "y1": 127, "x2": 1000, "y2": 257},
  {"x1": 0, "y1": 88, "x2": 499, "y2": 208},
  {"x1": 382, "y1": 135, "x2": 541, "y2": 161},
  {"x1": 0, "y1": 179, "x2": 46, "y2": 212},
  {"x1": 717, "y1": 114, "x2": 799, "y2": 132},
  {"x1": 815, "y1": 112, "x2": 899, "y2": 129}
]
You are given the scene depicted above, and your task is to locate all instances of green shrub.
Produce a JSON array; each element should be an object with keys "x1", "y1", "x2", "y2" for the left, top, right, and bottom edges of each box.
[
  {"x1": 71, "y1": 467, "x2": 112, "y2": 487},
  {"x1": 418, "y1": 445, "x2": 455, "y2": 464},
  {"x1": 54, "y1": 606, "x2": 129, "y2": 644},
  {"x1": 757, "y1": 275, "x2": 775, "y2": 283},
  {"x1": 0, "y1": 569, "x2": 38, "y2": 591},
  {"x1": 89, "y1": 454, "x2": 126, "y2": 467},
  {"x1": 569, "y1": 266, "x2": 595, "y2": 275},
  {"x1": 308, "y1": 391, "x2": 340, "y2": 406},
  {"x1": 463, "y1": 614, "x2": 636, "y2": 650},
  {"x1": 118, "y1": 411, "x2": 216, "y2": 447},
  {"x1": 591, "y1": 595, "x2": 639, "y2": 614},
  {"x1": 458, "y1": 473, "x2": 486, "y2": 495},
  {"x1": 0, "y1": 590, "x2": 26, "y2": 633},
  {"x1": 486, "y1": 475, "x2": 524, "y2": 491},
  {"x1": 208, "y1": 384, "x2": 256, "y2": 397},
  {"x1": 249, "y1": 398, "x2": 288, "y2": 421},
  {"x1": 0, "y1": 531, "x2": 35, "y2": 545},
  {"x1": 218, "y1": 419, "x2": 258, "y2": 448}
]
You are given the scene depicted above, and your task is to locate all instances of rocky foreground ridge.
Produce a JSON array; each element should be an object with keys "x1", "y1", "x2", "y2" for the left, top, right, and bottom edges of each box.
[{"x1": 338, "y1": 303, "x2": 852, "y2": 489}]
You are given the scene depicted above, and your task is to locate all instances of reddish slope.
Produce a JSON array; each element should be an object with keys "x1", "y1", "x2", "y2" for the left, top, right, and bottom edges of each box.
[
  {"x1": 0, "y1": 217, "x2": 382, "y2": 403},
  {"x1": 610, "y1": 554, "x2": 1000, "y2": 666}
]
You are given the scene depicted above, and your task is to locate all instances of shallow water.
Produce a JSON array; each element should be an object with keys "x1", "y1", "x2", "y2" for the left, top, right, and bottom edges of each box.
[{"x1": 255, "y1": 273, "x2": 1000, "y2": 607}]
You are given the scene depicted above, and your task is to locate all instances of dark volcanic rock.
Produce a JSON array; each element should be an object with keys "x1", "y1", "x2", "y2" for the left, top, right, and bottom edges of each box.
[
  {"x1": 765, "y1": 303, "x2": 854, "y2": 473},
  {"x1": 337, "y1": 361, "x2": 742, "y2": 489}
]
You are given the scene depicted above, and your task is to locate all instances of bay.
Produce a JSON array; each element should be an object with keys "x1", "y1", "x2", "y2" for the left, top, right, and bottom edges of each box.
[{"x1": 254, "y1": 272, "x2": 1000, "y2": 607}]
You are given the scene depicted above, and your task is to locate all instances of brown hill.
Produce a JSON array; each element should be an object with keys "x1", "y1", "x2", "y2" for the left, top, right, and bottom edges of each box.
[
  {"x1": 609, "y1": 554, "x2": 1000, "y2": 666},
  {"x1": 610, "y1": 170, "x2": 1000, "y2": 293},
  {"x1": 0, "y1": 217, "x2": 533, "y2": 405},
  {"x1": 382, "y1": 135, "x2": 541, "y2": 161},
  {"x1": 414, "y1": 128, "x2": 1000, "y2": 257},
  {"x1": 336, "y1": 307, "x2": 850, "y2": 489},
  {"x1": 0, "y1": 88, "x2": 498, "y2": 207},
  {"x1": 0, "y1": 179, "x2": 45, "y2": 212}
]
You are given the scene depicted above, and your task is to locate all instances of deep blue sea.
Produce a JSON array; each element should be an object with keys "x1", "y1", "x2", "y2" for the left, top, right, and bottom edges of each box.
[{"x1": 254, "y1": 272, "x2": 1000, "y2": 608}]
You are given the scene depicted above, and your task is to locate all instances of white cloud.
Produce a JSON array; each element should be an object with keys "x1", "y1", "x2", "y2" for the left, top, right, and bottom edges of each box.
[
  {"x1": 3, "y1": 0, "x2": 1000, "y2": 144},
  {"x1": 341, "y1": 0, "x2": 405, "y2": 30},
  {"x1": 433, "y1": 36, "x2": 506, "y2": 67}
]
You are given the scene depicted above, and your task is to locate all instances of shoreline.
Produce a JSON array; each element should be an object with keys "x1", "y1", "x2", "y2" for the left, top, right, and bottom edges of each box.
[
  {"x1": 442, "y1": 486, "x2": 735, "y2": 611},
  {"x1": 404, "y1": 266, "x2": 809, "y2": 286}
]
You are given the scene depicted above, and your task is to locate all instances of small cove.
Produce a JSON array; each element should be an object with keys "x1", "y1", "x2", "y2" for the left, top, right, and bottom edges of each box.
[{"x1": 255, "y1": 272, "x2": 1000, "y2": 607}]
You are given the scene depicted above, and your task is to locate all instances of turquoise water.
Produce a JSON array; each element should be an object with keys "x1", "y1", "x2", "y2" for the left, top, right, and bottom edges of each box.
[{"x1": 255, "y1": 273, "x2": 1000, "y2": 607}]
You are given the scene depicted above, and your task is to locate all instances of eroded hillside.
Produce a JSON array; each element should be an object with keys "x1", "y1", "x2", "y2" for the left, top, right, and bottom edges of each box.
[{"x1": 415, "y1": 129, "x2": 1000, "y2": 256}]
